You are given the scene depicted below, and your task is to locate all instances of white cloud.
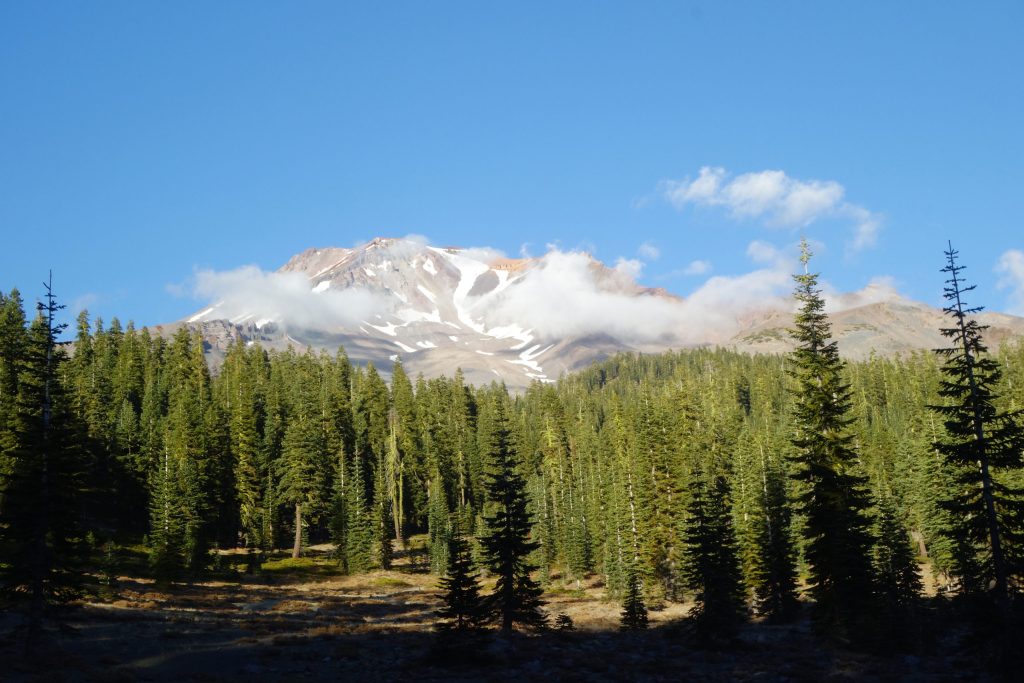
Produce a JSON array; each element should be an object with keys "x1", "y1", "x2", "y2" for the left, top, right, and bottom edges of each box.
[
  {"x1": 461, "y1": 246, "x2": 506, "y2": 263},
  {"x1": 614, "y1": 257, "x2": 645, "y2": 280},
  {"x1": 843, "y1": 205, "x2": 882, "y2": 252},
  {"x1": 683, "y1": 260, "x2": 712, "y2": 276},
  {"x1": 191, "y1": 265, "x2": 390, "y2": 330},
  {"x1": 638, "y1": 241, "x2": 661, "y2": 260},
  {"x1": 476, "y1": 247, "x2": 797, "y2": 345},
  {"x1": 660, "y1": 166, "x2": 882, "y2": 254},
  {"x1": 996, "y1": 249, "x2": 1024, "y2": 315}
]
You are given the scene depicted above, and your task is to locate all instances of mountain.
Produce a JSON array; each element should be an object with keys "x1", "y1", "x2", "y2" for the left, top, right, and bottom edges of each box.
[
  {"x1": 151, "y1": 237, "x2": 1024, "y2": 388},
  {"x1": 731, "y1": 297, "x2": 1024, "y2": 359}
]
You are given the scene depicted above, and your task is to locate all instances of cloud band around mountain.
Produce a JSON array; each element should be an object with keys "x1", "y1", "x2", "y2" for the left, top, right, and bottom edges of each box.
[{"x1": 181, "y1": 236, "x2": 905, "y2": 349}]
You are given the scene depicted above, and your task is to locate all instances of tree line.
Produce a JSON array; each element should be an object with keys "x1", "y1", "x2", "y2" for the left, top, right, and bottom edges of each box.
[{"x1": 1, "y1": 243, "x2": 1022, "y2": 644}]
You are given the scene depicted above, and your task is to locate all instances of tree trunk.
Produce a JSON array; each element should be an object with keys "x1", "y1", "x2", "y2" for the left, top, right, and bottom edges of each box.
[{"x1": 292, "y1": 503, "x2": 302, "y2": 559}]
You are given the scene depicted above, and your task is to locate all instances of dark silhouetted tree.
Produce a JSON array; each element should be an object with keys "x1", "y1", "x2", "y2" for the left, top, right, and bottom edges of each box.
[
  {"x1": 620, "y1": 564, "x2": 649, "y2": 630},
  {"x1": 682, "y1": 473, "x2": 746, "y2": 640},
  {"x1": 930, "y1": 243, "x2": 1024, "y2": 603},
  {"x1": 481, "y1": 397, "x2": 547, "y2": 632},
  {"x1": 0, "y1": 276, "x2": 88, "y2": 630},
  {"x1": 436, "y1": 521, "x2": 485, "y2": 632}
]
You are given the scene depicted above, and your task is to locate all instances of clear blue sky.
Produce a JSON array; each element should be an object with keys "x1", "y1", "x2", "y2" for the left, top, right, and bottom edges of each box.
[{"x1": 2, "y1": 1, "x2": 1022, "y2": 328}]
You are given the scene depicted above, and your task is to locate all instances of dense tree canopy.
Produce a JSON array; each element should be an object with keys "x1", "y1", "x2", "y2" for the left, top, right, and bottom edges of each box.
[{"x1": 3, "y1": 250, "x2": 1024, "y2": 643}]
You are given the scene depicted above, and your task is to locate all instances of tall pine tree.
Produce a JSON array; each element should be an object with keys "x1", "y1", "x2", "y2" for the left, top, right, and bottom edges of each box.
[
  {"x1": 788, "y1": 239, "x2": 876, "y2": 639},
  {"x1": 930, "y1": 243, "x2": 1024, "y2": 603},
  {"x1": 0, "y1": 276, "x2": 88, "y2": 626}
]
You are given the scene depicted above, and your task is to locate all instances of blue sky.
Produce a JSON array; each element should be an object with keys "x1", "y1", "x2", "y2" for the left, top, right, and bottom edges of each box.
[{"x1": 2, "y1": 1, "x2": 1023, "y2": 328}]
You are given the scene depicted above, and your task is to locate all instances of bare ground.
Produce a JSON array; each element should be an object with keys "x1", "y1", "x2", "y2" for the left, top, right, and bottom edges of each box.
[{"x1": 0, "y1": 544, "x2": 985, "y2": 682}]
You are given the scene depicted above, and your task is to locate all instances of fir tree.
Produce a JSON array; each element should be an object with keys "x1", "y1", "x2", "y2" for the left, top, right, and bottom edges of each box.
[
  {"x1": 480, "y1": 397, "x2": 548, "y2": 632},
  {"x1": 872, "y1": 490, "x2": 923, "y2": 611},
  {"x1": 735, "y1": 429, "x2": 800, "y2": 621},
  {"x1": 0, "y1": 289, "x2": 27, "y2": 498},
  {"x1": 222, "y1": 342, "x2": 264, "y2": 551},
  {"x1": 343, "y1": 451, "x2": 373, "y2": 574},
  {"x1": 157, "y1": 329, "x2": 215, "y2": 572},
  {"x1": 436, "y1": 522, "x2": 486, "y2": 631},
  {"x1": 682, "y1": 473, "x2": 746, "y2": 640},
  {"x1": 0, "y1": 276, "x2": 88, "y2": 626},
  {"x1": 148, "y1": 444, "x2": 186, "y2": 580},
  {"x1": 620, "y1": 564, "x2": 649, "y2": 630},
  {"x1": 787, "y1": 240, "x2": 877, "y2": 638},
  {"x1": 372, "y1": 466, "x2": 393, "y2": 569},
  {"x1": 929, "y1": 243, "x2": 1024, "y2": 603},
  {"x1": 428, "y1": 469, "x2": 451, "y2": 575},
  {"x1": 389, "y1": 358, "x2": 418, "y2": 545},
  {"x1": 277, "y1": 354, "x2": 330, "y2": 558}
]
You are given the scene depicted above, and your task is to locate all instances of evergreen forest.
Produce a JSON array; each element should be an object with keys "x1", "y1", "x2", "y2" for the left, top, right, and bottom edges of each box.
[{"x1": 2, "y1": 245, "x2": 1023, "y2": 678}]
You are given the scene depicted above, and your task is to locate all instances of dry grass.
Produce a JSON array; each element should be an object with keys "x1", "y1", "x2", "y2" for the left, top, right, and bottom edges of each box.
[{"x1": 0, "y1": 541, "x2": 970, "y2": 682}]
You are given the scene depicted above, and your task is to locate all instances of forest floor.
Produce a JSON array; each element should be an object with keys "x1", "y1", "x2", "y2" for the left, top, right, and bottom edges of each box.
[{"x1": 0, "y1": 540, "x2": 987, "y2": 682}]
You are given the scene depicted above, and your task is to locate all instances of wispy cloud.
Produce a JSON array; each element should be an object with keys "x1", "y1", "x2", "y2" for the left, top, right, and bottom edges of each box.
[
  {"x1": 659, "y1": 166, "x2": 883, "y2": 254},
  {"x1": 614, "y1": 257, "x2": 645, "y2": 280},
  {"x1": 70, "y1": 292, "x2": 98, "y2": 315},
  {"x1": 638, "y1": 241, "x2": 661, "y2": 260},
  {"x1": 996, "y1": 249, "x2": 1024, "y2": 315},
  {"x1": 191, "y1": 266, "x2": 391, "y2": 330},
  {"x1": 746, "y1": 239, "x2": 783, "y2": 265},
  {"x1": 683, "y1": 260, "x2": 712, "y2": 276},
  {"x1": 657, "y1": 259, "x2": 713, "y2": 280}
]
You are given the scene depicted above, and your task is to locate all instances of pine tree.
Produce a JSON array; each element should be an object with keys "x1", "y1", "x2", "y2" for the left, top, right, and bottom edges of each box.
[
  {"x1": 637, "y1": 388, "x2": 684, "y2": 601},
  {"x1": 158, "y1": 329, "x2": 216, "y2": 572},
  {"x1": 735, "y1": 428, "x2": 800, "y2": 621},
  {"x1": 279, "y1": 415, "x2": 325, "y2": 558},
  {"x1": 343, "y1": 451, "x2": 374, "y2": 574},
  {"x1": 428, "y1": 469, "x2": 451, "y2": 575},
  {"x1": 372, "y1": 465, "x2": 393, "y2": 569},
  {"x1": 682, "y1": 473, "x2": 746, "y2": 640},
  {"x1": 389, "y1": 358, "x2": 418, "y2": 547},
  {"x1": 872, "y1": 490, "x2": 922, "y2": 611},
  {"x1": 384, "y1": 420, "x2": 405, "y2": 551},
  {"x1": 220, "y1": 342, "x2": 264, "y2": 551},
  {"x1": 0, "y1": 276, "x2": 88, "y2": 626},
  {"x1": 929, "y1": 243, "x2": 1024, "y2": 603},
  {"x1": 0, "y1": 289, "x2": 28, "y2": 498},
  {"x1": 620, "y1": 564, "x2": 649, "y2": 630},
  {"x1": 149, "y1": 444, "x2": 186, "y2": 580},
  {"x1": 788, "y1": 239, "x2": 877, "y2": 638},
  {"x1": 480, "y1": 397, "x2": 548, "y2": 632},
  {"x1": 436, "y1": 522, "x2": 486, "y2": 631},
  {"x1": 277, "y1": 352, "x2": 330, "y2": 559}
]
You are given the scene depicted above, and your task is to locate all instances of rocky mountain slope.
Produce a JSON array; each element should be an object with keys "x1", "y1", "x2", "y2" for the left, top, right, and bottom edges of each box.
[{"x1": 152, "y1": 238, "x2": 1024, "y2": 388}]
